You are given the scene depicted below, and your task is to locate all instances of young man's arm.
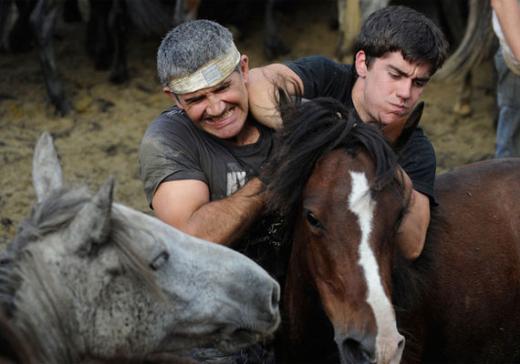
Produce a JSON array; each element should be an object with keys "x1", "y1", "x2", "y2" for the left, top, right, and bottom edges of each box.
[
  {"x1": 247, "y1": 63, "x2": 303, "y2": 130},
  {"x1": 152, "y1": 178, "x2": 266, "y2": 246},
  {"x1": 396, "y1": 185, "x2": 431, "y2": 260}
]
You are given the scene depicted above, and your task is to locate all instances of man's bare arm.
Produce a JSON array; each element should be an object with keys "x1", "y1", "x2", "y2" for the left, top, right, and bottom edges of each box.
[
  {"x1": 152, "y1": 178, "x2": 265, "y2": 246},
  {"x1": 247, "y1": 63, "x2": 303, "y2": 129}
]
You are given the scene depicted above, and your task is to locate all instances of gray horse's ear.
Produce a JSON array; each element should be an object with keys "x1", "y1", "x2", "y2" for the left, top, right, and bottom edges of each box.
[
  {"x1": 33, "y1": 132, "x2": 64, "y2": 202},
  {"x1": 68, "y1": 177, "x2": 115, "y2": 253}
]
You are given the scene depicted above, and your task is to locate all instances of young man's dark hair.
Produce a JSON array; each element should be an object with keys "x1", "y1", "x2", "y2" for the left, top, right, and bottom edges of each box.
[{"x1": 353, "y1": 5, "x2": 448, "y2": 73}]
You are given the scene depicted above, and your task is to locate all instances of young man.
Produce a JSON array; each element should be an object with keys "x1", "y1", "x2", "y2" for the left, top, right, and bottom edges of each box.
[
  {"x1": 139, "y1": 20, "x2": 283, "y2": 274},
  {"x1": 248, "y1": 5, "x2": 449, "y2": 260}
]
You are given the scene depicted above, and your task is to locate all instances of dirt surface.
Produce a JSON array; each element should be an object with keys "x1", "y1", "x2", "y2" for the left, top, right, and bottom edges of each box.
[{"x1": 0, "y1": 2, "x2": 497, "y2": 248}]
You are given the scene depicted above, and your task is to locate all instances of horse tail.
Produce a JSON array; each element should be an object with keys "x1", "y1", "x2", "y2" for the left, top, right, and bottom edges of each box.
[{"x1": 435, "y1": 0, "x2": 496, "y2": 80}]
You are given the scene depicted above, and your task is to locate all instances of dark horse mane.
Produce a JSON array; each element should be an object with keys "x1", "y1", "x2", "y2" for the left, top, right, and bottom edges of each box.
[{"x1": 265, "y1": 96, "x2": 400, "y2": 217}]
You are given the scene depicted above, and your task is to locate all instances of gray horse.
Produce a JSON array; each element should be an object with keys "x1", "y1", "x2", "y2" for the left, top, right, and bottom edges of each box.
[{"x1": 0, "y1": 132, "x2": 280, "y2": 363}]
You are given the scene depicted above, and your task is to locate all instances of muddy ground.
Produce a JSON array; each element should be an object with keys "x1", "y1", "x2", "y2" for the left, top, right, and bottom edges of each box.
[{"x1": 0, "y1": 2, "x2": 497, "y2": 248}]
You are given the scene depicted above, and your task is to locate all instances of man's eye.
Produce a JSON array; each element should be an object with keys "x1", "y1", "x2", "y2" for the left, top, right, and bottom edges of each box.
[
  {"x1": 186, "y1": 97, "x2": 204, "y2": 105},
  {"x1": 215, "y1": 84, "x2": 230, "y2": 93}
]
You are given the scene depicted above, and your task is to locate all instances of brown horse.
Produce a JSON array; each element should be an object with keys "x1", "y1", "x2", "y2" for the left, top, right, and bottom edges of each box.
[{"x1": 265, "y1": 97, "x2": 520, "y2": 363}]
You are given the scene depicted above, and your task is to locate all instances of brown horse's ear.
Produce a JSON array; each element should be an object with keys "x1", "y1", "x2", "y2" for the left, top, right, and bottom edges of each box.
[{"x1": 394, "y1": 101, "x2": 424, "y2": 150}]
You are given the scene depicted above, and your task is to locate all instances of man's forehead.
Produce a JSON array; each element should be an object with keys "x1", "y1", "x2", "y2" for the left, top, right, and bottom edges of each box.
[
  {"x1": 177, "y1": 72, "x2": 235, "y2": 99},
  {"x1": 168, "y1": 45, "x2": 241, "y2": 94}
]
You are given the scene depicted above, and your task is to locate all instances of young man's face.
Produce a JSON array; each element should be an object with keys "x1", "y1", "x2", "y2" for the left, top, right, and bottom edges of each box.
[
  {"x1": 354, "y1": 51, "x2": 431, "y2": 129},
  {"x1": 170, "y1": 55, "x2": 250, "y2": 141}
]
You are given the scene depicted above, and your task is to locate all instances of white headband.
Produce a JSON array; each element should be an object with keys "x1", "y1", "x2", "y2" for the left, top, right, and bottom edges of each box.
[{"x1": 168, "y1": 45, "x2": 241, "y2": 94}]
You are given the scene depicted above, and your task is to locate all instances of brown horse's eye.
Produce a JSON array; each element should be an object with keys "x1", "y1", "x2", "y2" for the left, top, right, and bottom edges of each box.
[{"x1": 304, "y1": 209, "x2": 324, "y2": 230}]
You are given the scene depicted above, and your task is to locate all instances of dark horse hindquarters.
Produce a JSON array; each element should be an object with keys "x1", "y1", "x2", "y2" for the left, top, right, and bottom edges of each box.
[
  {"x1": 405, "y1": 158, "x2": 520, "y2": 363},
  {"x1": 266, "y1": 97, "x2": 520, "y2": 363}
]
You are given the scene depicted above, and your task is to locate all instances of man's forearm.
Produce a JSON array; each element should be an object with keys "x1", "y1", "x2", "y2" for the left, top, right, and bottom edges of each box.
[{"x1": 184, "y1": 178, "x2": 266, "y2": 245}]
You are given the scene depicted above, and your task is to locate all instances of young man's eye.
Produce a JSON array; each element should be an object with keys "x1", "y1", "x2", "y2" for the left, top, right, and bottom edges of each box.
[
  {"x1": 389, "y1": 72, "x2": 400, "y2": 79},
  {"x1": 414, "y1": 79, "x2": 427, "y2": 87}
]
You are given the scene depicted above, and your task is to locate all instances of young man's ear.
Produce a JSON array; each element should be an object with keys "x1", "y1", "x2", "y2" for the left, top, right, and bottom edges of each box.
[{"x1": 354, "y1": 50, "x2": 368, "y2": 78}]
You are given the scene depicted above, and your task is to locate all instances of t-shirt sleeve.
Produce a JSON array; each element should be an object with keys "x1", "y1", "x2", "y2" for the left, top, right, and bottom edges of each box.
[
  {"x1": 397, "y1": 128, "x2": 437, "y2": 205},
  {"x1": 139, "y1": 116, "x2": 206, "y2": 208},
  {"x1": 285, "y1": 55, "x2": 353, "y2": 101}
]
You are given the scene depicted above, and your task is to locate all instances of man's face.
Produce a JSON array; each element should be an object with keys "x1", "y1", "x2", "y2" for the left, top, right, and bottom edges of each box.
[
  {"x1": 169, "y1": 55, "x2": 250, "y2": 140},
  {"x1": 354, "y1": 51, "x2": 431, "y2": 128}
]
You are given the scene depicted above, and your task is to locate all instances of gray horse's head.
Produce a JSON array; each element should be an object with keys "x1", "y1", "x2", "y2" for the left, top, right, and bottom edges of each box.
[{"x1": 0, "y1": 132, "x2": 280, "y2": 363}]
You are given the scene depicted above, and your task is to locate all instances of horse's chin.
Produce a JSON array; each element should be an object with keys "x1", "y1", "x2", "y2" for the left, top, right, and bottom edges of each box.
[
  {"x1": 215, "y1": 329, "x2": 267, "y2": 353},
  {"x1": 158, "y1": 327, "x2": 273, "y2": 354}
]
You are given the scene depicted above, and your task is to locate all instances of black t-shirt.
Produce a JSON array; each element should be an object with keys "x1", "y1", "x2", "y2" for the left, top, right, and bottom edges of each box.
[{"x1": 287, "y1": 55, "x2": 437, "y2": 203}]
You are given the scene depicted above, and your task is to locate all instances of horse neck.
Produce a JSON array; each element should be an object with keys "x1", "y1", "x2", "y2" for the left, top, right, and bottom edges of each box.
[{"x1": 12, "y1": 251, "x2": 84, "y2": 364}]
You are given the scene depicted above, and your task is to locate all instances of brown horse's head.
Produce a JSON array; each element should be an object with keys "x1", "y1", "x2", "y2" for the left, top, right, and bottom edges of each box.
[{"x1": 266, "y1": 97, "x2": 411, "y2": 363}]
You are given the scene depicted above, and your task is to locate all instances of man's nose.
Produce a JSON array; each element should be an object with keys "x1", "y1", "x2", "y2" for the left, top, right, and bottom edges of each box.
[{"x1": 206, "y1": 94, "x2": 225, "y2": 116}]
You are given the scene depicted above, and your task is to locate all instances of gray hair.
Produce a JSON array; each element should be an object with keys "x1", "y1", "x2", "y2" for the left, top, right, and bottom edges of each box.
[{"x1": 157, "y1": 20, "x2": 236, "y2": 87}]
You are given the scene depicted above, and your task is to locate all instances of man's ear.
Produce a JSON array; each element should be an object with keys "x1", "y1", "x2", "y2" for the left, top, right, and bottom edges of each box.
[
  {"x1": 354, "y1": 50, "x2": 368, "y2": 78},
  {"x1": 163, "y1": 87, "x2": 173, "y2": 97},
  {"x1": 163, "y1": 87, "x2": 181, "y2": 108}
]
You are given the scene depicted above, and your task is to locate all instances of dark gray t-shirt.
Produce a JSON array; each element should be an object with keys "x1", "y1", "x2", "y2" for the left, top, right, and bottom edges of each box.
[
  {"x1": 139, "y1": 107, "x2": 273, "y2": 206},
  {"x1": 287, "y1": 55, "x2": 437, "y2": 203},
  {"x1": 139, "y1": 107, "x2": 286, "y2": 281}
]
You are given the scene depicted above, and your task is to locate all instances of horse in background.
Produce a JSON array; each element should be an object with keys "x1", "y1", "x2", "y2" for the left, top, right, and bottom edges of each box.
[
  {"x1": 0, "y1": 0, "x2": 180, "y2": 116},
  {"x1": 0, "y1": 132, "x2": 280, "y2": 363},
  {"x1": 265, "y1": 97, "x2": 520, "y2": 363}
]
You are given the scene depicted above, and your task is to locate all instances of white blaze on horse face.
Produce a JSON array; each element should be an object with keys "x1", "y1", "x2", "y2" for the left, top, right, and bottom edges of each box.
[{"x1": 348, "y1": 172, "x2": 404, "y2": 363}]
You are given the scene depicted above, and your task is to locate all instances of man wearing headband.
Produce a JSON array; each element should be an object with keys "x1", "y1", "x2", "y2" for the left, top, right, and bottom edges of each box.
[
  {"x1": 248, "y1": 6, "x2": 448, "y2": 261},
  {"x1": 139, "y1": 20, "x2": 282, "y2": 272}
]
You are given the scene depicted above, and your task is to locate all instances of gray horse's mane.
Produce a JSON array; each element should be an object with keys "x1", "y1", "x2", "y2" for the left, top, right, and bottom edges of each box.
[{"x1": 0, "y1": 184, "x2": 162, "y2": 363}]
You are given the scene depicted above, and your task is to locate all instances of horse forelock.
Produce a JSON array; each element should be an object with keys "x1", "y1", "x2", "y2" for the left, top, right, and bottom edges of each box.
[{"x1": 266, "y1": 97, "x2": 401, "y2": 221}]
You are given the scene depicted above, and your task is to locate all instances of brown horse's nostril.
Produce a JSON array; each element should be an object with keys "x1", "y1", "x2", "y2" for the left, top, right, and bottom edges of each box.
[{"x1": 339, "y1": 332, "x2": 376, "y2": 364}]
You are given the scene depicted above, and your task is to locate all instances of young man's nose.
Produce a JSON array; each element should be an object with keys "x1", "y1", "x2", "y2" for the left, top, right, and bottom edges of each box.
[{"x1": 396, "y1": 79, "x2": 412, "y2": 100}]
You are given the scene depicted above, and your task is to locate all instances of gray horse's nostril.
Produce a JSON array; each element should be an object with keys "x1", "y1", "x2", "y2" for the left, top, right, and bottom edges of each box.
[
  {"x1": 398, "y1": 336, "x2": 405, "y2": 351},
  {"x1": 271, "y1": 282, "x2": 280, "y2": 312}
]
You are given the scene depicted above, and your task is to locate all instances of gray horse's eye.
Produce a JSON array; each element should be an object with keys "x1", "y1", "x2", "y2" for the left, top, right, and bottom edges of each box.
[{"x1": 150, "y1": 251, "x2": 170, "y2": 271}]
